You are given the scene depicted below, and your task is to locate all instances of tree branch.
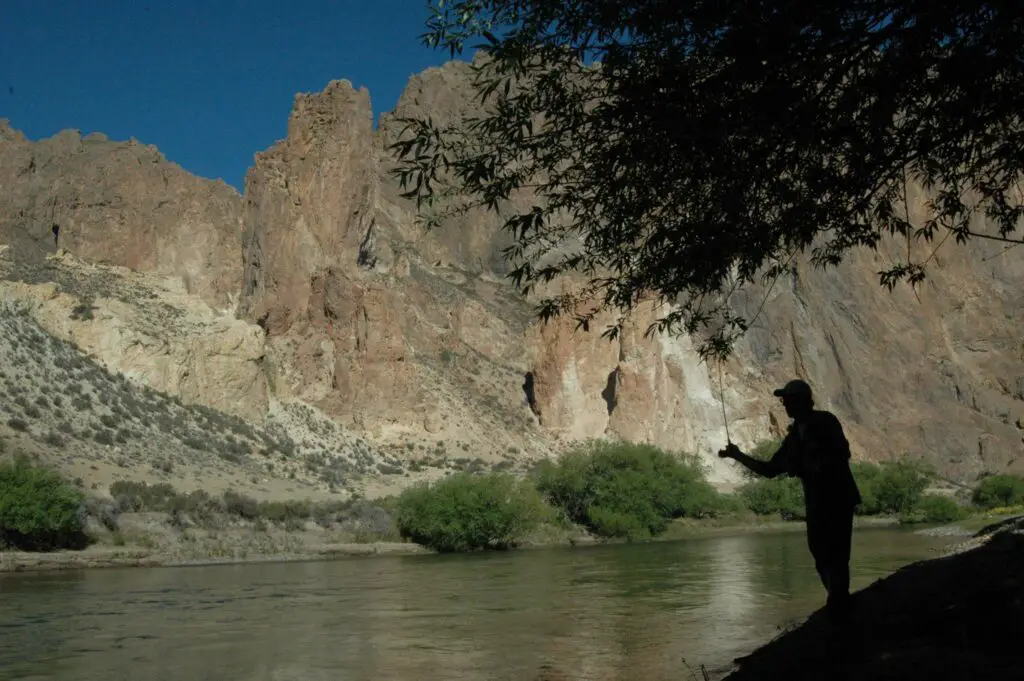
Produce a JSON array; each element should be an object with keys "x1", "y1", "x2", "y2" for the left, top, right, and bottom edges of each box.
[{"x1": 965, "y1": 230, "x2": 1024, "y2": 245}]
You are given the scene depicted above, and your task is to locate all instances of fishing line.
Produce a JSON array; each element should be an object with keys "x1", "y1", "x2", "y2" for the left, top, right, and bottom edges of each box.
[
  {"x1": 717, "y1": 358, "x2": 730, "y2": 445},
  {"x1": 712, "y1": 249, "x2": 798, "y2": 449}
]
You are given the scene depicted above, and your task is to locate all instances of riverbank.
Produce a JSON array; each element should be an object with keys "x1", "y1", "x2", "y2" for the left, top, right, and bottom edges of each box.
[
  {"x1": 0, "y1": 541, "x2": 429, "y2": 573},
  {"x1": 0, "y1": 511, "x2": 946, "y2": 574},
  {"x1": 8, "y1": 442, "x2": 1016, "y2": 574},
  {"x1": 0, "y1": 508, "x2": 433, "y2": 573},
  {"x1": 721, "y1": 515, "x2": 1024, "y2": 681}
]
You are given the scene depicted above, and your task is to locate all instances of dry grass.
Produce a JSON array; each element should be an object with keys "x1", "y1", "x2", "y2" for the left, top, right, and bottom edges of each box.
[{"x1": 0, "y1": 298, "x2": 405, "y2": 502}]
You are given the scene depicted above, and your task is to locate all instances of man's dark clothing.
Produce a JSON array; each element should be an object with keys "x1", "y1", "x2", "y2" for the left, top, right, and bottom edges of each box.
[
  {"x1": 764, "y1": 410, "x2": 861, "y2": 622},
  {"x1": 806, "y1": 505, "x2": 854, "y2": 621}
]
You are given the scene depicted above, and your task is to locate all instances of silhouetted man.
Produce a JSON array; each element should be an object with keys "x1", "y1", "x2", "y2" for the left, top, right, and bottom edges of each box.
[{"x1": 719, "y1": 379, "x2": 861, "y2": 625}]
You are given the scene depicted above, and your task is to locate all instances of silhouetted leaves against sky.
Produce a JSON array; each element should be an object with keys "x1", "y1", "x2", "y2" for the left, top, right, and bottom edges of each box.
[{"x1": 392, "y1": 0, "x2": 1023, "y2": 360}]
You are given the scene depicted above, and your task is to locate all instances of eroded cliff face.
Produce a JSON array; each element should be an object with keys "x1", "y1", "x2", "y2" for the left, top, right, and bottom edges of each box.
[
  {"x1": 236, "y1": 78, "x2": 550, "y2": 462},
  {"x1": 376, "y1": 58, "x2": 519, "y2": 274},
  {"x1": 736, "y1": 222, "x2": 1024, "y2": 482},
  {"x1": 523, "y1": 295, "x2": 769, "y2": 483},
  {"x1": 1, "y1": 61, "x2": 1020, "y2": 487},
  {"x1": 238, "y1": 81, "x2": 381, "y2": 334},
  {"x1": 0, "y1": 120, "x2": 242, "y2": 310},
  {"x1": 520, "y1": 227, "x2": 1024, "y2": 482},
  {"x1": 234, "y1": 65, "x2": 1023, "y2": 483}
]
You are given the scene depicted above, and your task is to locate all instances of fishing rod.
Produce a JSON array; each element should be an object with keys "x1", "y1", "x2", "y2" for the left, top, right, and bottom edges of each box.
[
  {"x1": 711, "y1": 251, "x2": 796, "y2": 451},
  {"x1": 717, "y1": 358, "x2": 730, "y2": 446}
]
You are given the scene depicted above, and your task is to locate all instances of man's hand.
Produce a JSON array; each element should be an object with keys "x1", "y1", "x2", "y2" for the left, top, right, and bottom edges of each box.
[{"x1": 718, "y1": 443, "x2": 741, "y2": 459}]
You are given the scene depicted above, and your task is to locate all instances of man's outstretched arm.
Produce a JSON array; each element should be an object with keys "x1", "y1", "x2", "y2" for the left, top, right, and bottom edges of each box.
[{"x1": 718, "y1": 443, "x2": 786, "y2": 478}]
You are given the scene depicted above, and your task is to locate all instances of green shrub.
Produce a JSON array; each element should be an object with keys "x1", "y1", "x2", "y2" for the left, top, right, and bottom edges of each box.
[
  {"x1": 900, "y1": 493, "x2": 966, "y2": 524},
  {"x1": 971, "y1": 474, "x2": 1024, "y2": 510},
  {"x1": 851, "y1": 461, "x2": 882, "y2": 513},
  {"x1": 852, "y1": 459, "x2": 931, "y2": 515},
  {"x1": 730, "y1": 438, "x2": 804, "y2": 519},
  {"x1": 0, "y1": 457, "x2": 89, "y2": 551},
  {"x1": 395, "y1": 472, "x2": 547, "y2": 552},
  {"x1": 222, "y1": 490, "x2": 260, "y2": 519},
  {"x1": 877, "y1": 461, "x2": 931, "y2": 514},
  {"x1": 693, "y1": 484, "x2": 747, "y2": 516},
  {"x1": 533, "y1": 441, "x2": 726, "y2": 540},
  {"x1": 170, "y1": 489, "x2": 223, "y2": 525},
  {"x1": 110, "y1": 480, "x2": 180, "y2": 512},
  {"x1": 258, "y1": 499, "x2": 314, "y2": 523},
  {"x1": 738, "y1": 477, "x2": 806, "y2": 519}
]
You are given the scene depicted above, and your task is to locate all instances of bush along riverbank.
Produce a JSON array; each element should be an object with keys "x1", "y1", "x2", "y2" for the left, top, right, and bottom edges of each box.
[
  {"x1": 0, "y1": 451, "x2": 427, "y2": 572},
  {"x1": 3, "y1": 441, "x2": 1023, "y2": 570},
  {"x1": 388, "y1": 439, "x2": 1022, "y2": 553}
]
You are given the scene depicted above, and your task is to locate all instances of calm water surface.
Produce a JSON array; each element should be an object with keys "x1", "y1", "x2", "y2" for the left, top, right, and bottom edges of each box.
[{"x1": 0, "y1": 528, "x2": 957, "y2": 681}]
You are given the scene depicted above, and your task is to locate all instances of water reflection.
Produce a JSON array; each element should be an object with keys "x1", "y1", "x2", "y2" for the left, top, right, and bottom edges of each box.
[{"x1": 0, "y1": 528, "x2": 955, "y2": 681}]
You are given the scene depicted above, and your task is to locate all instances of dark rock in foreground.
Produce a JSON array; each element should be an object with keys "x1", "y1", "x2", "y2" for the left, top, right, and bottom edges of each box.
[{"x1": 724, "y1": 521, "x2": 1024, "y2": 681}]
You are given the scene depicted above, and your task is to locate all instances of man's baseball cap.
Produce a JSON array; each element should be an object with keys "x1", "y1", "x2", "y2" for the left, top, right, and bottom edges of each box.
[{"x1": 773, "y1": 379, "x2": 813, "y2": 399}]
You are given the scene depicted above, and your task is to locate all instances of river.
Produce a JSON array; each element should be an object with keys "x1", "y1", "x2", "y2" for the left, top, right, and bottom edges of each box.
[{"x1": 0, "y1": 527, "x2": 958, "y2": 681}]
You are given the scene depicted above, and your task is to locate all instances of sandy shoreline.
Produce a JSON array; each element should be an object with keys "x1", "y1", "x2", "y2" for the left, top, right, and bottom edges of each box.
[
  {"x1": 0, "y1": 515, "x2": 918, "y2": 575},
  {"x1": 0, "y1": 541, "x2": 431, "y2": 574}
]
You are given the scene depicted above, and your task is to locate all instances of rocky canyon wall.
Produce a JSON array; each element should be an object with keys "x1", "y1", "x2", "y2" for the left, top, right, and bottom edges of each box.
[
  {"x1": 235, "y1": 74, "x2": 551, "y2": 461},
  {"x1": 518, "y1": 209, "x2": 1024, "y2": 482},
  {"x1": 1, "y1": 60, "x2": 1021, "y2": 485},
  {"x1": 234, "y1": 64, "x2": 1023, "y2": 482},
  {"x1": 0, "y1": 120, "x2": 242, "y2": 311}
]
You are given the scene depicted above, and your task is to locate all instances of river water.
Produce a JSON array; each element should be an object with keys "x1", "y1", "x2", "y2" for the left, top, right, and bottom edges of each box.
[{"x1": 0, "y1": 527, "x2": 957, "y2": 681}]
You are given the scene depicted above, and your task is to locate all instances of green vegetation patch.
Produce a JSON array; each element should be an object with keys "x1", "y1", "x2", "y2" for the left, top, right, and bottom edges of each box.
[
  {"x1": 739, "y1": 477, "x2": 806, "y2": 520},
  {"x1": 534, "y1": 441, "x2": 731, "y2": 540},
  {"x1": 900, "y1": 493, "x2": 966, "y2": 525},
  {"x1": 0, "y1": 456, "x2": 88, "y2": 551},
  {"x1": 395, "y1": 472, "x2": 548, "y2": 552},
  {"x1": 971, "y1": 474, "x2": 1024, "y2": 510},
  {"x1": 852, "y1": 460, "x2": 931, "y2": 516}
]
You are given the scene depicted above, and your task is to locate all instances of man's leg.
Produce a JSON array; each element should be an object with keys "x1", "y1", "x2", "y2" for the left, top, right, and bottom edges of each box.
[
  {"x1": 805, "y1": 515, "x2": 830, "y2": 594},
  {"x1": 823, "y1": 509, "x2": 854, "y2": 624}
]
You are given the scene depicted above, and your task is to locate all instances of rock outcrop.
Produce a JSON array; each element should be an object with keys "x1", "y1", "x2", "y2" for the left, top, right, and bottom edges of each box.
[
  {"x1": 0, "y1": 253, "x2": 402, "y2": 504},
  {"x1": 0, "y1": 249, "x2": 268, "y2": 421},
  {"x1": 519, "y1": 216, "x2": 1024, "y2": 482},
  {"x1": 237, "y1": 78, "x2": 549, "y2": 462},
  {"x1": 234, "y1": 66, "x2": 1024, "y2": 483},
  {"x1": 523, "y1": 295, "x2": 769, "y2": 483},
  {"x1": 376, "y1": 58, "x2": 518, "y2": 274},
  {"x1": 1, "y1": 61, "x2": 1021, "y2": 487},
  {"x1": 735, "y1": 221, "x2": 1024, "y2": 482},
  {"x1": 0, "y1": 120, "x2": 242, "y2": 310}
]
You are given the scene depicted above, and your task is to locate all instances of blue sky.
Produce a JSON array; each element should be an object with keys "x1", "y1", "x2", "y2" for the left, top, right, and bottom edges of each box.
[{"x1": 0, "y1": 0, "x2": 462, "y2": 190}]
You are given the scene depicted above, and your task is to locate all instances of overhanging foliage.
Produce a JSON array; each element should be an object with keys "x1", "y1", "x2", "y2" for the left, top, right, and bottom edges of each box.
[{"x1": 392, "y1": 1, "x2": 1023, "y2": 359}]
